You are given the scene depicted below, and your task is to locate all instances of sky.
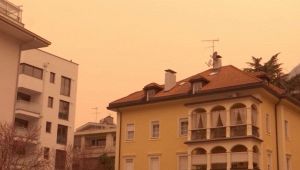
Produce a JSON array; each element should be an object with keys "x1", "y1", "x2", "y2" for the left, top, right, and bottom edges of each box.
[{"x1": 11, "y1": 0, "x2": 300, "y2": 128}]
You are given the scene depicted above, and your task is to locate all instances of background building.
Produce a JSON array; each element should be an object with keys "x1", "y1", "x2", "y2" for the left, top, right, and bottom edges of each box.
[
  {"x1": 15, "y1": 49, "x2": 78, "y2": 169},
  {"x1": 108, "y1": 57, "x2": 300, "y2": 170},
  {"x1": 0, "y1": 0, "x2": 50, "y2": 124},
  {"x1": 74, "y1": 116, "x2": 116, "y2": 170}
]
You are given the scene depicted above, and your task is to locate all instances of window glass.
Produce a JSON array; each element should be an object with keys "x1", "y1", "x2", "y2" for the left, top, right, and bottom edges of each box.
[
  {"x1": 127, "y1": 124, "x2": 135, "y2": 140},
  {"x1": 60, "y1": 76, "x2": 71, "y2": 96},
  {"x1": 179, "y1": 118, "x2": 188, "y2": 136},
  {"x1": 59, "y1": 100, "x2": 70, "y2": 120},
  {"x1": 57, "y1": 124, "x2": 68, "y2": 145},
  {"x1": 151, "y1": 121, "x2": 160, "y2": 139}
]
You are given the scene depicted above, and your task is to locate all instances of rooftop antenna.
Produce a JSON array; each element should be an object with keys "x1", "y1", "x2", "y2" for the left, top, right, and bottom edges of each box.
[
  {"x1": 91, "y1": 107, "x2": 100, "y2": 122},
  {"x1": 202, "y1": 39, "x2": 219, "y2": 67}
]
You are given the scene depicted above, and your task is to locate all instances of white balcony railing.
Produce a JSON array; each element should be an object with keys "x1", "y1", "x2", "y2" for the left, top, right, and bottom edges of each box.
[
  {"x1": 231, "y1": 152, "x2": 248, "y2": 162},
  {"x1": 15, "y1": 100, "x2": 41, "y2": 114},
  {"x1": 192, "y1": 155, "x2": 207, "y2": 165},
  {"x1": 0, "y1": 0, "x2": 22, "y2": 22},
  {"x1": 211, "y1": 153, "x2": 227, "y2": 163}
]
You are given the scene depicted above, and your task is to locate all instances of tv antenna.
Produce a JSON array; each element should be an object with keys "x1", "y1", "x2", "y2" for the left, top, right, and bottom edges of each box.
[
  {"x1": 202, "y1": 39, "x2": 219, "y2": 67},
  {"x1": 91, "y1": 107, "x2": 100, "y2": 122}
]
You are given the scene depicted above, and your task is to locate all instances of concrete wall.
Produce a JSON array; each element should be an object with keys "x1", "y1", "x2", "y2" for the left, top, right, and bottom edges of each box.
[{"x1": 0, "y1": 31, "x2": 20, "y2": 124}]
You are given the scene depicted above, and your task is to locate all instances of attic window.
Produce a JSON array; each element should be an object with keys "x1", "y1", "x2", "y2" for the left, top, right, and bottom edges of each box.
[
  {"x1": 192, "y1": 82, "x2": 203, "y2": 94},
  {"x1": 146, "y1": 89, "x2": 156, "y2": 101}
]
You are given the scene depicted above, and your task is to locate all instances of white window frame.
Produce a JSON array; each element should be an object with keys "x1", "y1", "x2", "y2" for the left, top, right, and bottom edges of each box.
[
  {"x1": 266, "y1": 113, "x2": 271, "y2": 135},
  {"x1": 124, "y1": 157, "x2": 134, "y2": 170},
  {"x1": 148, "y1": 156, "x2": 160, "y2": 170},
  {"x1": 126, "y1": 123, "x2": 135, "y2": 141},
  {"x1": 179, "y1": 118, "x2": 188, "y2": 137},
  {"x1": 150, "y1": 121, "x2": 160, "y2": 139},
  {"x1": 177, "y1": 154, "x2": 188, "y2": 170}
]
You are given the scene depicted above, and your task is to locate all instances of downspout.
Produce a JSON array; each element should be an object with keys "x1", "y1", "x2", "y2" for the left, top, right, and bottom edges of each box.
[
  {"x1": 275, "y1": 97, "x2": 282, "y2": 170},
  {"x1": 117, "y1": 109, "x2": 122, "y2": 170}
]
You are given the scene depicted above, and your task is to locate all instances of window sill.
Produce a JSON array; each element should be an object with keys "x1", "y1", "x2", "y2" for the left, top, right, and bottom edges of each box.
[{"x1": 148, "y1": 138, "x2": 160, "y2": 141}]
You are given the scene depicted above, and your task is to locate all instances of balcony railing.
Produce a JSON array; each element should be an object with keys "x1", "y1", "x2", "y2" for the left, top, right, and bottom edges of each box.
[
  {"x1": 0, "y1": 0, "x2": 22, "y2": 22},
  {"x1": 191, "y1": 129, "x2": 206, "y2": 140},
  {"x1": 230, "y1": 125, "x2": 247, "y2": 137},
  {"x1": 15, "y1": 100, "x2": 41, "y2": 114},
  {"x1": 211, "y1": 127, "x2": 226, "y2": 139},
  {"x1": 252, "y1": 126, "x2": 259, "y2": 137}
]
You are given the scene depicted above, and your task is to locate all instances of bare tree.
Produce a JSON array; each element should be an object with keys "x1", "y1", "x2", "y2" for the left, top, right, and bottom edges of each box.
[{"x1": 0, "y1": 123, "x2": 52, "y2": 170}]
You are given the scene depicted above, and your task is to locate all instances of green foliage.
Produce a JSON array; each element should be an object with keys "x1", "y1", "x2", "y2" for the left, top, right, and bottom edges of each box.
[{"x1": 99, "y1": 153, "x2": 114, "y2": 170}]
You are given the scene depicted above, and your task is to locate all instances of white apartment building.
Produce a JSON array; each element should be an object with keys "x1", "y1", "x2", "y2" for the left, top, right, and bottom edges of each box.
[
  {"x1": 0, "y1": 0, "x2": 50, "y2": 123},
  {"x1": 74, "y1": 116, "x2": 116, "y2": 170},
  {"x1": 15, "y1": 49, "x2": 78, "y2": 169}
]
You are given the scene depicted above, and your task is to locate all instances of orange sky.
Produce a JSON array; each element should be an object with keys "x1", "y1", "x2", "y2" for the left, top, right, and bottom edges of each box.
[{"x1": 11, "y1": 0, "x2": 300, "y2": 128}]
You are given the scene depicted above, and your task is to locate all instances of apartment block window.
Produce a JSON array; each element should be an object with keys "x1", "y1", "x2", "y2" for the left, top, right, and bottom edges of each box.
[
  {"x1": 179, "y1": 118, "x2": 188, "y2": 136},
  {"x1": 266, "y1": 114, "x2": 271, "y2": 134},
  {"x1": 178, "y1": 155, "x2": 188, "y2": 170},
  {"x1": 50, "y1": 72, "x2": 55, "y2": 83},
  {"x1": 44, "y1": 147, "x2": 50, "y2": 160},
  {"x1": 55, "y1": 149, "x2": 66, "y2": 169},
  {"x1": 267, "y1": 152, "x2": 272, "y2": 170},
  {"x1": 59, "y1": 100, "x2": 70, "y2": 120},
  {"x1": 149, "y1": 156, "x2": 160, "y2": 170},
  {"x1": 48, "y1": 96, "x2": 53, "y2": 108},
  {"x1": 60, "y1": 76, "x2": 71, "y2": 96},
  {"x1": 125, "y1": 158, "x2": 134, "y2": 170},
  {"x1": 126, "y1": 124, "x2": 135, "y2": 140},
  {"x1": 15, "y1": 118, "x2": 28, "y2": 128},
  {"x1": 151, "y1": 121, "x2": 160, "y2": 139},
  {"x1": 19, "y1": 63, "x2": 43, "y2": 79},
  {"x1": 46, "y1": 122, "x2": 52, "y2": 133},
  {"x1": 285, "y1": 120, "x2": 289, "y2": 139},
  {"x1": 57, "y1": 124, "x2": 68, "y2": 145}
]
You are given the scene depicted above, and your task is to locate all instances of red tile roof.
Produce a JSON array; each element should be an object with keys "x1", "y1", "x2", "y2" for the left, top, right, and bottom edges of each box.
[{"x1": 108, "y1": 65, "x2": 286, "y2": 109}]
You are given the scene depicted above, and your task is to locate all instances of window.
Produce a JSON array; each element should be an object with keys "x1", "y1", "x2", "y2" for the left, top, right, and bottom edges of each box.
[
  {"x1": 50, "y1": 72, "x2": 55, "y2": 83},
  {"x1": 126, "y1": 124, "x2": 135, "y2": 140},
  {"x1": 46, "y1": 122, "x2": 52, "y2": 133},
  {"x1": 17, "y1": 92, "x2": 31, "y2": 101},
  {"x1": 44, "y1": 147, "x2": 50, "y2": 160},
  {"x1": 146, "y1": 89, "x2": 156, "y2": 101},
  {"x1": 19, "y1": 63, "x2": 43, "y2": 79},
  {"x1": 151, "y1": 121, "x2": 160, "y2": 139},
  {"x1": 15, "y1": 118, "x2": 28, "y2": 128},
  {"x1": 192, "y1": 82, "x2": 202, "y2": 94},
  {"x1": 149, "y1": 156, "x2": 160, "y2": 170},
  {"x1": 286, "y1": 155, "x2": 291, "y2": 170},
  {"x1": 55, "y1": 149, "x2": 66, "y2": 169},
  {"x1": 48, "y1": 96, "x2": 53, "y2": 108},
  {"x1": 267, "y1": 152, "x2": 272, "y2": 170},
  {"x1": 179, "y1": 118, "x2": 188, "y2": 136},
  {"x1": 57, "y1": 124, "x2": 68, "y2": 145},
  {"x1": 266, "y1": 114, "x2": 271, "y2": 134},
  {"x1": 178, "y1": 155, "x2": 188, "y2": 170},
  {"x1": 285, "y1": 120, "x2": 289, "y2": 139},
  {"x1": 59, "y1": 100, "x2": 70, "y2": 120},
  {"x1": 125, "y1": 158, "x2": 134, "y2": 170},
  {"x1": 60, "y1": 76, "x2": 71, "y2": 96},
  {"x1": 85, "y1": 135, "x2": 106, "y2": 148}
]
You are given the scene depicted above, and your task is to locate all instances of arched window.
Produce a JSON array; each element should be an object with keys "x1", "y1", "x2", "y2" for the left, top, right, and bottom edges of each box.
[
  {"x1": 192, "y1": 148, "x2": 207, "y2": 155},
  {"x1": 230, "y1": 103, "x2": 246, "y2": 126},
  {"x1": 192, "y1": 108, "x2": 207, "y2": 129},
  {"x1": 211, "y1": 146, "x2": 226, "y2": 154},
  {"x1": 211, "y1": 106, "x2": 226, "y2": 127},
  {"x1": 231, "y1": 145, "x2": 248, "y2": 152}
]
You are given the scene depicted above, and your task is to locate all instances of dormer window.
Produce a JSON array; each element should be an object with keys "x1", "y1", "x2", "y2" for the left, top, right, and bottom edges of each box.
[
  {"x1": 189, "y1": 75, "x2": 209, "y2": 94},
  {"x1": 143, "y1": 83, "x2": 163, "y2": 101}
]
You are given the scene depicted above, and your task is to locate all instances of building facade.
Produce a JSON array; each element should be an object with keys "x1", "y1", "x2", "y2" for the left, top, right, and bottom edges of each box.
[
  {"x1": 15, "y1": 49, "x2": 78, "y2": 169},
  {"x1": 0, "y1": 0, "x2": 50, "y2": 124},
  {"x1": 108, "y1": 63, "x2": 300, "y2": 170},
  {"x1": 74, "y1": 116, "x2": 116, "y2": 170}
]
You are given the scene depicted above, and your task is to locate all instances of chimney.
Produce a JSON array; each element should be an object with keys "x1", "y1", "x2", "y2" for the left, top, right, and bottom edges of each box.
[
  {"x1": 212, "y1": 52, "x2": 222, "y2": 69},
  {"x1": 164, "y1": 69, "x2": 176, "y2": 91}
]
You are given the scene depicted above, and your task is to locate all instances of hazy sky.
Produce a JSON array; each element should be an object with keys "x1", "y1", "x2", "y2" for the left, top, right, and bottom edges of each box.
[{"x1": 11, "y1": 0, "x2": 300, "y2": 128}]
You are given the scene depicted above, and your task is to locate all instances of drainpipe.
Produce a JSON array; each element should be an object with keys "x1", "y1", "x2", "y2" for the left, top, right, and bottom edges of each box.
[
  {"x1": 116, "y1": 109, "x2": 122, "y2": 170},
  {"x1": 275, "y1": 97, "x2": 282, "y2": 170}
]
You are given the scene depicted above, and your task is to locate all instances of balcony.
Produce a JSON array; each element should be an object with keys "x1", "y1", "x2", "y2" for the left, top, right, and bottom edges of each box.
[
  {"x1": 230, "y1": 125, "x2": 247, "y2": 137},
  {"x1": 0, "y1": 0, "x2": 22, "y2": 23},
  {"x1": 18, "y1": 74, "x2": 43, "y2": 94},
  {"x1": 15, "y1": 100, "x2": 41, "y2": 119},
  {"x1": 211, "y1": 127, "x2": 226, "y2": 139},
  {"x1": 252, "y1": 126, "x2": 259, "y2": 137},
  {"x1": 191, "y1": 129, "x2": 206, "y2": 140}
]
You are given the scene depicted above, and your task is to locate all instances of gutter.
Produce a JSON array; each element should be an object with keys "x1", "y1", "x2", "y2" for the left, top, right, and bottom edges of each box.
[{"x1": 275, "y1": 97, "x2": 282, "y2": 170}]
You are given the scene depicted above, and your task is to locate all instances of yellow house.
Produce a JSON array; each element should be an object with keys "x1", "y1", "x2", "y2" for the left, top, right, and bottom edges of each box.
[{"x1": 108, "y1": 63, "x2": 300, "y2": 170}]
